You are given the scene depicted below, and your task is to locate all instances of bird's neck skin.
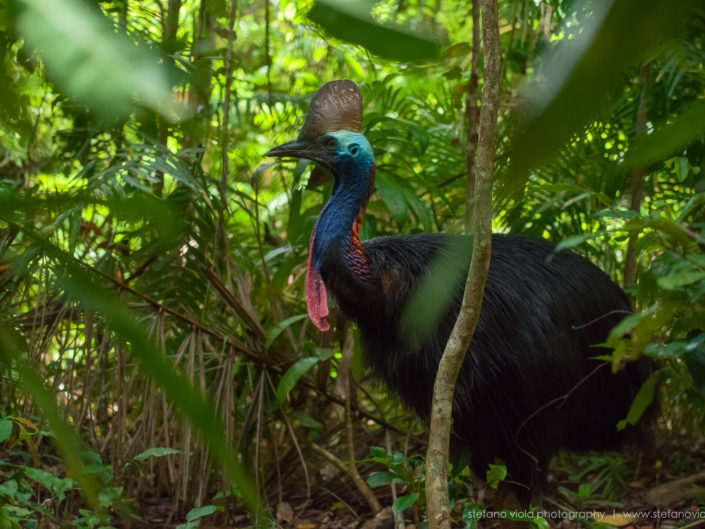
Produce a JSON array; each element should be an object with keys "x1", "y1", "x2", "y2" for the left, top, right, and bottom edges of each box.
[{"x1": 311, "y1": 160, "x2": 375, "y2": 284}]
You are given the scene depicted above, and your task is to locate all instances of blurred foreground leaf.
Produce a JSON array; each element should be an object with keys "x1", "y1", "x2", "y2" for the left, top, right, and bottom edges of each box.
[
  {"x1": 624, "y1": 101, "x2": 705, "y2": 169},
  {"x1": 0, "y1": 325, "x2": 101, "y2": 509},
  {"x1": 504, "y1": 0, "x2": 700, "y2": 195},
  {"x1": 17, "y1": 0, "x2": 183, "y2": 120},
  {"x1": 0, "y1": 219, "x2": 264, "y2": 520},
  {"x1": 401, "y1": 236, "x2": 472, "y2": 345},
  {"x1": 308, "y1": 0, "x2": 441, "y2": 62}
]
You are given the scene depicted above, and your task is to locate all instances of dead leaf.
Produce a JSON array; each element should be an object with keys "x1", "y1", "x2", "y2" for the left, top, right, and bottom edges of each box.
[
  {"x1": 590, "y1": 512, "x2": 639, "y2": 527},
  {"x1": 277, "y1": 502, "x2": 294, "y2": 525}
]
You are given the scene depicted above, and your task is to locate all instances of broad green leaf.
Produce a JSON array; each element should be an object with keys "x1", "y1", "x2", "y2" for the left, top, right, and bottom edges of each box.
[
  {"x1": 684, "y1": 335, "x2": 705, "y2": 399},
  {"x1": 369, "y1": 446, "x2": 387, "y2": 459},
  {"x1": 292, "y1": 411, "x2": 323, "y2": 430},
  {"x1": 18, "y1": 0, "x2": 182, "y2": 120},
  {"x1": 308, "y1": 0, "x2": 441, "y2": 62},
  {"x1": 24, "y1": 467, "x2": 74, "y2": 501},
  {"x1": 617, "y1": 371, "x2": 659, "y2": 430},
  {"x1": 265, "y1": 314, "x2": 308, "y2": 350},
  {"x1": 392, "y1": 493, "x2": 419, "y2": 519},
  {"x1": 0, "y1": 479, "x2": 18, "y2": 496},
  {"x1": 132, "y1": 447, "x2": 182, "y2": 462},
  {"x1": 366, "y1": 471, "x2": 397, "y2": 488},
  {"x1": 314, "y1": 347, "x2": 335, "y2": 361},
  {"x1": 554, "y1": 233, "x2": 592, "y2": 252},
  {"x1": 186, "y1": 505, "x2": 218, "y2": 522},
  {"x1": 375, "y1": 171, "x2": 408, "y2": 226},
  {"x1": 577, "y1": 482, "x2": 594, "y2": 501},
  {"x1": 276, "y1": 357, "x2": 320, "y2": 404},
  {"x1": 0, "y1": 417, "x2": 12, "y2": 443},
  {"x1": 677, "y1": 157, "x2": 690, "y2": 182},
  {"x1": 657, "y1": 270, "x2": 705, "y2": 290},
  {"x1": 403, "y1": 187, "x2": 434, "y2": 232},
  {"x1": 486, "y1": 463, "x2": 507, "y2": 490},
  {"x1": 462, "y1": 504, "x2": 483, "y2": 529}
]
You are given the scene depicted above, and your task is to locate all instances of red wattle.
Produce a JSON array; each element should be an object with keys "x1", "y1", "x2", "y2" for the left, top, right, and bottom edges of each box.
[{"x1": 306, "y1": 223, "x2": 330, "y2": 332}]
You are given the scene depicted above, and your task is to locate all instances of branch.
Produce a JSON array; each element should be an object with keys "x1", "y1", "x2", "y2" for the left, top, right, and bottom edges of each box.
[
  {"x1": 340, "y1": 324, "x2": 382, "y2": 513},
  {"x1": 624, "y1": 63, "x2": 650, "y2": 289},
  {"x1": 464, "y1": 0, "x2": 481, "y2": 233},
  {"x1": 425, "y1": 0, "x2": 501, "y2": 526}
]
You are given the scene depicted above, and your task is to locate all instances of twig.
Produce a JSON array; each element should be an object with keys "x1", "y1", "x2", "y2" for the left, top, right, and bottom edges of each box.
[
  {"x1": 341, "y1": 324, "x2": 382, "y2": 513},
  {"x1": 310, "y1": 444, "x2": 381, "y2": 514},
  {"x1": 201, "y1": 266, "x2": 266, "y2": 341}
]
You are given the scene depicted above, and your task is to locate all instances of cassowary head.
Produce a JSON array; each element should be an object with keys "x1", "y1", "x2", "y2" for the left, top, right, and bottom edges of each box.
[
  {"x1": 266, "y1": 80, "x2": 374, "y2": 177},
  {"x1": 266, "y1": 80, "x2": 376, "y2": 332}
]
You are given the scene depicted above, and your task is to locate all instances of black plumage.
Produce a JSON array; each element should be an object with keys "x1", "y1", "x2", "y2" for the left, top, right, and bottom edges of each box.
[
  {"x1": 267, "y1": 80, "x2": 654, "y2": 502},
  {"x1": 324, "y1": 232, "x2": 652, "y2": 499}
]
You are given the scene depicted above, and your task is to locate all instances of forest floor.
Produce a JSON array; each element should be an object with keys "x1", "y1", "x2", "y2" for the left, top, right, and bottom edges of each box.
[{"x1": 134, "y1": 431, "x2": 705, "y2": 529}]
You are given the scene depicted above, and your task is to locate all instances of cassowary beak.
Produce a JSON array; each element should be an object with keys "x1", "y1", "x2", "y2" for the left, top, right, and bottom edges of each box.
[{"x1": 265, "y1": 140, "x2": 319, "y2": 161}]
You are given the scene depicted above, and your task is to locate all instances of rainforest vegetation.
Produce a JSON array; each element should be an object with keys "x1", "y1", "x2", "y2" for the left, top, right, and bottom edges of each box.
[{"x1": 1, "y1": 0, "x2": 704, "y2": 527}]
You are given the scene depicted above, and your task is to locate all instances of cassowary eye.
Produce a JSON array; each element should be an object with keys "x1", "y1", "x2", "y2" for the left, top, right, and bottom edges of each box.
[{"x1": 326, "y1": 138, "x2": 337, "y2": 151}]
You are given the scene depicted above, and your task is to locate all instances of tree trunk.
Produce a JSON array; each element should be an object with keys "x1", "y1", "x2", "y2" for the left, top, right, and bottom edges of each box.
[{"x1": 425, "y1": 0, "x2": 501, "y2": 527}]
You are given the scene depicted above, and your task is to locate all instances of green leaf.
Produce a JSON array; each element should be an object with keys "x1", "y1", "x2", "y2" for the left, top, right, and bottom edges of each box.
[
  {"x1": 375, "y1": 171, "x2": 408, "y2": 226},
  {"x1": 369, "y1": 446, "x2": 387, "y2": 459},
  {"x1": 276, "y1": 357, "x2": 320, "y2": 404},
  {"x1": 308, "y1": 0, "x2": 441, "y2": 62},
  {"x1": 486, "y1": 464, "x2": 507, "y2": 490},
  {"x1": 24, "y1": 467, "x2": 74, "y2": 502},
  {"x1": 462, "y1": 504, "x2": 484, "y2": 529},
  {"x1": 392, "y1": 493, "x2": 419, "y2": 519},
  {"x1": 403, "y1": 187, "x2": 434, "y2": 232},
  {"x1": 684, "y1": 335, "x2": 705, "y2": 399},
  {"x1": 186, "y1": 505, "x2": 218, "y2": 522},
  {"x1": 577, "y1": 482, "x2": 594, "y2": 501},
  {"x1": 617, "y1": 371, "x2": 659, "y2": 430},
  {"x1": 0, "y1": 479, "x2": 18, "y2": 497},
  {"x1": 132, "y1": 447, "x2": 181, "y2": 462},
  {"x1": 292, "y1": 411, "x2": 323, "y2": 430},
  {"x1": 366, "y1": 471, "x2": 397, "y2": 488},
  {"x1": 265, "y1": 314, "x2": 308, "y2": 350},
  {"x1": 677, "y1": 157, "x2": 690, "y2": 182},
  {"x1": 18, "y1": 0, "x2": 182, "y2": 120},
  {"x1": 314, "y1": 347, "x2": 335, "y2": 361},
  {"x1": 0, "y1": 417, "x2": 12, "y2": 443},
  {"x1": 657, "y1": 270, "x2": 705, "y2": 290},
  {"x1": 554, "y1": 233, "x2": 591, "y2": 252},
  {"x1": 442, "y1": 42, "x2": 471, "y2": 59}
]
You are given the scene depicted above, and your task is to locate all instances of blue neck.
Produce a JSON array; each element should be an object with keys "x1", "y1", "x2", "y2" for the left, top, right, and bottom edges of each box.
[{"x1": 311, "y1": 161, "x2": 375, "y2": 275}]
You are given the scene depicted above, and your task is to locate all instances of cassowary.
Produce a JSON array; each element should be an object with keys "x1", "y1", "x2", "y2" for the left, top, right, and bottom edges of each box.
[{"x1": 267, "y1": 80, "x2": 653, "y2": 503}]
